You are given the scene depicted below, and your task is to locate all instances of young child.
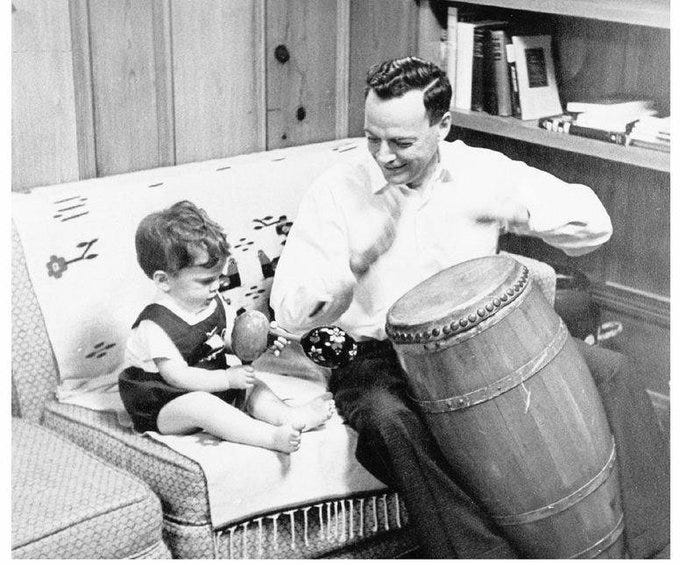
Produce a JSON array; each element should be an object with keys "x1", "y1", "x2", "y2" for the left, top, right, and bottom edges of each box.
[{"x1": 119, "y1": 200, "x2": 334, "y2": 453}]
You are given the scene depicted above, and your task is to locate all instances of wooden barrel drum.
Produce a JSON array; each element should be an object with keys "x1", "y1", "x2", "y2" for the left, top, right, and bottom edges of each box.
[{"x1": 385, "y1": 256, "x2": 624, "y2": 559}]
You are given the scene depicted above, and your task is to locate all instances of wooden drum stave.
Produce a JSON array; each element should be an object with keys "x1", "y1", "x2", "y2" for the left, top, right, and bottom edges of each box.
[{"x1": 385, "y1": 255, "x2": 624, "y2": 559}]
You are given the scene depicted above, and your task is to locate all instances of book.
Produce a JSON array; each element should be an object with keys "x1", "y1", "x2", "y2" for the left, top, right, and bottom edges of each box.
[
  {"x1": 445, "y1": 6, "x2": 458, "y2": 108},
  {"x1": 454, "y1": 19, "x2": 507, "y2": 111},
  {"x1": 538, "y1": 113, "x2": 576, "y2": 132},
  {"x1": 566, "y1": 96, "x2": 655, "y2": 115},
  {"x1": 486, "y1": 29, "x2": 513, "y2": 116},
  {"x1": 567, "y1": 124, "x2": 628, "y2": 145},
  {"x1": 628, "y1": 139, "x2": 670, "y2": 152},
  {"x1": 538, "y1": 113, "x2": 627, "y2": 145},
  {"x1": 574, "y1": 108, "x2": 658, "y2": 131},
  {"x1": 505, "y1": 43, "x2": 521, "y2": 117},
  {"x1": 511, "y1": 35, "x2": 562, "y2": 120},
  {"x1": 471, "y1": 22, "x2": 507, "y2": 111}
]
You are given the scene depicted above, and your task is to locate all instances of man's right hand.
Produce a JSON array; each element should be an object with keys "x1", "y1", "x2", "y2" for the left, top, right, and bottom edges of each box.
[{"x1": 349, "y1": 190, "x2": 403, "y2": 277}]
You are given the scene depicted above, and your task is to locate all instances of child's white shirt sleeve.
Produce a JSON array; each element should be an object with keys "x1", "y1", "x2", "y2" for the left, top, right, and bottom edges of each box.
[{"x1": 124, "y1": 320, "x2": 184, "y2": 373}]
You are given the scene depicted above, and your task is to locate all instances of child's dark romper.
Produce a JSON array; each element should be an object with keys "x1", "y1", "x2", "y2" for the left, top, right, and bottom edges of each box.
[{"x1": 119, "y1": 299, "x2": 246, "y2": 433}]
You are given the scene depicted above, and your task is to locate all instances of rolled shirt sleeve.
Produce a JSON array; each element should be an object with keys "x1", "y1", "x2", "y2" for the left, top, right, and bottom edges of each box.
[{"x1": 486, "y1": 149, "x2": 613, "y2": 256}]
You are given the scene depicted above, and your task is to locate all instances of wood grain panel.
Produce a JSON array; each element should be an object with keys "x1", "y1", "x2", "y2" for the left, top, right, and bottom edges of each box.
[
  {"x1": 88, "y1": 0, "x2": 161, "y2": 176},
  {"x1": 69, "y1": 0, "x2": 97, "y2": 181},
  {"x1": 172, "y1": 0, "x2": 265, "y2": 164},
  {"x1": 11, "y1": 0, "x2": 80, "y2": 191},
  {"x1": 554, "y1": 18, "x2": 670, "y2": 115},
  {"x1": 348, "y1": 0, "x2": 419, "y2": 136},
  {"x1": 266, "y1": 0, "x2": 338, "y2": 149}
]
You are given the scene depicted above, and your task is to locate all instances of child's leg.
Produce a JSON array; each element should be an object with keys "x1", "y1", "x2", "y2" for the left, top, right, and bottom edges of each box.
[
  {"x1": 156, "y1": 391, "x2": 303, "y2": 453},
  {"x1": 247, "y1": 381, "x2": 335, "y2": 431}
]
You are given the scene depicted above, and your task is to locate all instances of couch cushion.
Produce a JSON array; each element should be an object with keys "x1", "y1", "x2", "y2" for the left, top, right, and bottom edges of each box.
[
  {"x1": 11, "y1": 418, "x2": 170, "y2": 559},
  {"x1": 41, "y1": 400, "x2": 415, "y2": 558}
]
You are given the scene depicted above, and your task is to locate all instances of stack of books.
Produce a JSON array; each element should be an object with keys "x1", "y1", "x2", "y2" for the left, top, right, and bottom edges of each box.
[
  {"x1": 444, "y1": 8, "x2": 562, "y2": 120},
  {"x1": 537, "y1": 96, "x2": 661, "y2": 148},
  {"x1": 628, "y1": 116, "x2": 670, "y2": 152}
]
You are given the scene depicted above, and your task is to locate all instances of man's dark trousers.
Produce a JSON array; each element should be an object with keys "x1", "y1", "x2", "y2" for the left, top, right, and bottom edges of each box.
[{"x1": 329, "y1": 339, "x2": 669, "y2": 559}]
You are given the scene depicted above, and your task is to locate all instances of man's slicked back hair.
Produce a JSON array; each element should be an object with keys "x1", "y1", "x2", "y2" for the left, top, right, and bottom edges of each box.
[{"x1": 365, "y1": 56, "x2": 452, "y2": 125}]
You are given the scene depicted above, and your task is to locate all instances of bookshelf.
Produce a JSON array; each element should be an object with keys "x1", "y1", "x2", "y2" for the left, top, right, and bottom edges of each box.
[
  {"x1": 455, "y1": 0, "x2": 669, "y2": 29},
  {"x1": 419, "y1": 0, "x2": 671, "y2": 399},
  {"x1": 438, "y1": 0, "x2": 670, "y2": 172},
  {"x1": 449, "y1": 110, "x2": 670, "y2": 172}
]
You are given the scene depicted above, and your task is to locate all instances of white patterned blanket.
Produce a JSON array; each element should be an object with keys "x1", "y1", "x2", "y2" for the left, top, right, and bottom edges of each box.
[{"x1": 12, "y1": 138, "x2": 387, "y2": 527}]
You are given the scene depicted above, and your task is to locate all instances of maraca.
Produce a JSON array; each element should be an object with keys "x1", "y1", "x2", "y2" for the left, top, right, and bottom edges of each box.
[{"x1": 231, "y1": 310, "x2": 358, "y2": 369}]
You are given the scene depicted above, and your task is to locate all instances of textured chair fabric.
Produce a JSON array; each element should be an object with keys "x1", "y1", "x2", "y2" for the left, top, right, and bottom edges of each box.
[
  {"x1": 42, "y1": 401, "x2": 417, "y2": 558},
  {"x1": 11, "y1": 418, "x2": 171, "y2": 559},
  {"x1": 11, "y1": 224, "x2": 60, "y2": 422}
]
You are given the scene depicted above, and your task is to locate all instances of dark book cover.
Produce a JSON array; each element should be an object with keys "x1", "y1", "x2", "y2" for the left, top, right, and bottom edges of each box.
[{"x1": 485, "y1": 29, "x2": 513, "y2": 116}]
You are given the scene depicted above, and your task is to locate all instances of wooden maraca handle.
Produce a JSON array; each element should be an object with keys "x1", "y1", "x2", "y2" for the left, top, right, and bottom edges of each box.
[{"x1": 268, "y1": 321, "x2": 302, "y2": 343}]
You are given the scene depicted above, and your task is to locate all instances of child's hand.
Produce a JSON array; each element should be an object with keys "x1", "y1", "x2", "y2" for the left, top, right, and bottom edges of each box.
[
  {"x1": 267, "y1": 321, "x2": 290, "y2": 357},
  {"x1": 226, "y1": 365, "x2": 256, "y2": 389}
]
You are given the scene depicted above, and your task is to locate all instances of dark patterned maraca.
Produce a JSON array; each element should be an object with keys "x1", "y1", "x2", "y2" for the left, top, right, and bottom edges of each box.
[
  {"x1": 231, "y1": 311, "x2": 358, "y2": 369},
  {"x1": 299, "y1": 326, "x2": 358, "y2": 369}
]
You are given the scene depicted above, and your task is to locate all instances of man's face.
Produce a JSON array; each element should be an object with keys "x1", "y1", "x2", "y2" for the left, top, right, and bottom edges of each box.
[{"x1": 364, "y1": 89, "x2": 450, "y2": 189}]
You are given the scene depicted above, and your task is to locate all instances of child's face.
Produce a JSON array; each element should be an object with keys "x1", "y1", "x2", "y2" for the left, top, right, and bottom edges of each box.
[{"x1": 164, "y1": 253, "x2": 227, "y2": 314}]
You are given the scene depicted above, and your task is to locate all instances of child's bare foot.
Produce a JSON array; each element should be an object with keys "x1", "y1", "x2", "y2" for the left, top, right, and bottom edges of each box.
[
  {"x1": 271, "y1": 422, "x2": 304, "y2": 453},
  {"x1": 289, "y1": 392, "x2": 335, "y2": 431}
]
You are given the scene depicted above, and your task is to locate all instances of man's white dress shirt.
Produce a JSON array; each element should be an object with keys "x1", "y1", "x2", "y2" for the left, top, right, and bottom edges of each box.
[{"x1": 270, "y1": 140, "x2": 612, "y2": 341}]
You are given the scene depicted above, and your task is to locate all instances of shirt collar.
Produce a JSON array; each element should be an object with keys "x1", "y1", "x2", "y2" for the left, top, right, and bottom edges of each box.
[{"x1": 367, "y1": 143, "x2": 453, "y2": 196}]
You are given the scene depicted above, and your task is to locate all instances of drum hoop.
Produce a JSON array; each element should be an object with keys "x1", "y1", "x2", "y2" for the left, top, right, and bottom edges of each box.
[
  {"x1": 569, "y1": 514, "x2": 625, "y2": 559},
  {"x1": 411, "y1": 320, "x2": 568, "y2": 412},
  {"x1": 386, "y1": 264, "x2": 530, "y2": 345},
  {"x1": 491, "y1": 440, "x2": 618, "y2": 525}
]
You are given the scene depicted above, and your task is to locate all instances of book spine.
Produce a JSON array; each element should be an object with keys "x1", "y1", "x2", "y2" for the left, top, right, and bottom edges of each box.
[
  {"x1": 446, "y1": 6, "x2": 458, "y2": 108},
  {"x1": 471, "y1": 27, "x2": 486, "y2": 111},
  {"x1": 489, "y1": 29, "x2": 512, "y2": 116},
  {"x1": 568, "y1": 124, "x2": 627, "y2": 145},
  {"x1": 538, "y1": 115, "x2": 570, "y2": 132},
  {"x1": 505, "y1": 43, "x2": 521, "y2": 118}
]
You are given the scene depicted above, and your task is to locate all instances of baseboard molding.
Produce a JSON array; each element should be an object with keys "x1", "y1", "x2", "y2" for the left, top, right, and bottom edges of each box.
[
  {"x1": 646, "y1": 389, "x2": 670, "y2": 437},
  {"x1": 591, "y1": 281, "x2": 670, "y2": 327}
]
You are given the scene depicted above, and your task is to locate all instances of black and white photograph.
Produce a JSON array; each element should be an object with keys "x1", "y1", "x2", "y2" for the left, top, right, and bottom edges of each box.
[{"x1": 9, "y1": 0, "x2": 673, "y2": 560}]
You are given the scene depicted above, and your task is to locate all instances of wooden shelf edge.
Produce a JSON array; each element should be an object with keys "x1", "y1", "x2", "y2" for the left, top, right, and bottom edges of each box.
[
  {"x1": 449, "y1": 110, "x2": 670, "y2": 173},
  {"x1": 448, "y1": 0, "x2": 670, "y2": 29},
  {"x1": 591, "y1": 281, "x2": 670, "y2": 327}
]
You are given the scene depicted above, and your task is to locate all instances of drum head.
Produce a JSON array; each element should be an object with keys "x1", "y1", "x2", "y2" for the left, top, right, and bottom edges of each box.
[{"x1": 386, "y1": 255, "x2": 528, "y2": 342}]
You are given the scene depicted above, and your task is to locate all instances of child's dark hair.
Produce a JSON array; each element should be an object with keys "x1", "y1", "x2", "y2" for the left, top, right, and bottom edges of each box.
[
  {"x1": 135, "y1": 200, "x2": 230, "y2": 278},
  {"x1": 365, "y1": 56, "x2": 451, "y2": 125}
]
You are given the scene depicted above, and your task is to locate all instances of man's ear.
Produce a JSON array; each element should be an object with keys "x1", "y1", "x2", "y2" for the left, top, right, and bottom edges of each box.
[
  {"x1": 438, "y1": 111, "x2": 452, "y2": 141},
  {"x1": 152, "y1": 270, "x2": 171, "y2": 292}
]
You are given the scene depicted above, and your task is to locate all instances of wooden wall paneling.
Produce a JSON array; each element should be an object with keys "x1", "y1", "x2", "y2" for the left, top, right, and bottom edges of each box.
[
  {"x1": 87, "y1": 0, "x2": 162, "y2": 176},
  {"x1": 554, "y1": 18, "x2": 670, "y2": 113},
  {"x1": 266, "y1": 0, "x2": 338, "y2": 149},
  {"x1": 11, "y1": 0, "x2": 80, "y2": 191},
  {"x1": 335, "y1": 0, "x2": 351, "y2": 139},
  {"x1": 69, "y1": 0, "x2": 97, "y2": 181},
  {"x1": 599, "y1": 165, "x2": 670, "y2": 295},
  {"x1": 348, "y1": 0, "x2": 419, "y2": 136},
  {"x1": 171, "y1": 0, "x2": 266, "y2": 164},
  {"x1": 416, "y1": 0, "x2": 444, "y2": 64},
  {"x1": 151, "y1": 0, "x2": 175, "y2": 168}
]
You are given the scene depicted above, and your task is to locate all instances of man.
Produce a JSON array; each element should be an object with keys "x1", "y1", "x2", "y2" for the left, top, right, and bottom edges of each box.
[{"x1": 270, "y1": 57, "x2": 669, "y2": 558}]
